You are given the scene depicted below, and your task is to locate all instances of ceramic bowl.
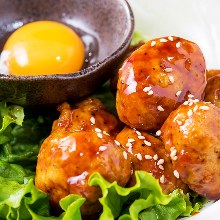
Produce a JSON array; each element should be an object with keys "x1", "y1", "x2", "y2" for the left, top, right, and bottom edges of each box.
[{"x1": 0, "y1": 0, "x2": 134, "y2": 106}]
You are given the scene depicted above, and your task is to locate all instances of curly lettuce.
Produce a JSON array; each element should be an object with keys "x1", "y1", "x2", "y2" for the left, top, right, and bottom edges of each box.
[
  {"x1": 89, "y1": 171, "x2": 204, "y2": 220},
  {"x1": 0, "y1": 174, "x2": 86, "y2": 220}
]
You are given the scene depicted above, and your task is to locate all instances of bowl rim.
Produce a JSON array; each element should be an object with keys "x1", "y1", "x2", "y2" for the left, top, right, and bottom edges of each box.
[{"x1": 0, "y1": 0, "x2": 134, "y2": 81}]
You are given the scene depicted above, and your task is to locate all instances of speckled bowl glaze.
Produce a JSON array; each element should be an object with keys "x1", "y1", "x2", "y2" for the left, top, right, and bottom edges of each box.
[{"x1": 0, "y1": 0, "x2": 134, "y2": 106}]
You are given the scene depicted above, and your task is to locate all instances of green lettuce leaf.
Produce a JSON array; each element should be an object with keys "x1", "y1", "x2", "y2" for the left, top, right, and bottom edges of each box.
[
  {"x1": 92, "y1": 81, "x2": 116, "y2": 115},
  {"x1": 0, "y1": 177, "x2": 50, "y2": 219},
  {"x1": 0, "y1": 160, "x2": 34, "y2": 183},
  {"x1": 0, "y1": 102, "x2": 54, "y2": 170},
  {"x1": 0, "y1": 175, "x2": 86, "y2": 220},
  {"x1": 0, "y1": 101, "x2": 24, "y2": 144},
  {"x1": 89, "y1": 171, "x2": 204, "y2": 220},
  {"x1": 131, "y1": 32, "x2": 146, "y2": 46}
]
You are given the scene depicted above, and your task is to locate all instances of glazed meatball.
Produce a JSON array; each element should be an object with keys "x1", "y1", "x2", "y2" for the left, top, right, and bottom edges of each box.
[
  {"x1": 204, "y1": 74, "x2": 220, "y2": 107},
  {"x1": 52, "y1": 98, "x2": 122, "y2": 137},
  {"x1": 116, "y1": 36, "x2": 206, "y2": 132},
  {"x1": 35, "y1": 99, "x2": 131, "y2": 216},
  {"x1": 116, "y1": 126, "x2": 188, "y2": 194},
  {"x1": 161, "y1": 101, "x2": 220, "y2": 200}
]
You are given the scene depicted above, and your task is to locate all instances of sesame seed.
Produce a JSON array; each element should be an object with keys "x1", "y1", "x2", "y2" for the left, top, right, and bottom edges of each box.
[
  {"x1": 169, "y1": 75, "x2": 175, "y2": 83},
  {"x1": 183, "y1": 101, "x2": 189, "y2": 105},
  {"x1": 170, "y1": 149, "x2": 177, "y2": 157},
  {"x1": 167, "y1": 56, "x2": 174, "y2": 61},
  {"x1": 165, "y1": 67, "x2": 173, "y2": 72},
  {"x1": 194, "y1": 99, "x2": 199, "y2": 103},
  {"x1": 156, "y1": 130, "x2": 161, "y2": 136},
  {"x1": 172, "y1": 156, "x2": 178, "y2": 160},
  {"x1": 128, "y1": 138, "x2": 135, "y2": 143},
  {"x1": 147, "y1": 90, "x2": 154, "y2": 95},
  {"x1": 193, "y1": 105, "x2": 198, "y2": 112},
  {"x1": 143, "y1": 86, "x2": 152, "y2": 92},
  {"x1": 170, "y1": 146, "x2": 176, "y2": 151},
  {"x1": 99, "y1": 146, "x2": 107, "y2": 151},
  {"x1": 90, "y1": 117, "x2": 95, "y2": 124},
  {"x1": 123, "y1": 151, "x2": 128, "y2": 159},
  {"x1": 114, "y1": 140, "x2": 120, "y2": 146},
  {"x1": 97, "y1": 133, "x2": 103, "y2": 138},
  {"x1": 103, "y1": 131, "x2": 110, "y2": 136},
  {"x1": 80, "y1": 153, "x2": 83, "y2": 156},
  {"x1": 173, "y1": 170, "x2": 180, "y2": 178},
  {"x1": 187, "y1": 109, "x2": 193, "y2": 117},
  {"x1": 138, "y1": 135, "x2": 145, "y2": 140},
  {"x1": 176, "y1": 90, "x2": 182, "y2": 97},
  {"x1": 96, "y1": 152, "x2": 99, "y2": 155},
  {"x1": 157, "y1": 159, "x2": 165, "y2": 165},
  {"x1": 160, "y1": 175, "x2": 165, "y2": 183},
  {"x1": 95, "y1": 128, "x2": 101, "y2": 133},
  {"x1": 160, "y1": 38, "x2": 168, "y2": 43},
  {"x1": 153, "y1": 154, "x2": 158, "y2": 160},
  {"x1": 128, "y1": 147, "x2": 132, "y2": 154},
  {"x1": 188, "y1": 101, "x2": 193, "y2": 106},
  {"x1": 135, "y1": 130, "x2": 142, "y2": 136},
  {"x1": 136, "y1": 153, "x2": 142, "y2": 160},
  {"x1": 126, "y1": 142, "x2": 133, "y2": 148},
  {"x1": 188, "y1": 94, "x2": 194, "y2": 98},
  {"x1": 144, "y1": 140, "x2": 152, "y2": 146},
  {"x1": 176, "y1": 42, "x2": 181, "y2": 48},
  {"x1": 168, "y1": 36, "x2": 174, "y2": 41},
  {"x1": 151, "y1": 41, "x2": 156, "y2": 47},
  {"x1": 199, "y1": 106, "x2": 210, "y2": 110},
  {"x1": 157, "y1": 105, "x2": 164, "y2": 111},
  {"x1": 158, "y1": 165, "x2": 164, "y2": 170},
  {"x1": 145, "y1": 155, "x2": 152, "y2": 160},
  {"x1": 170, "y1": 149, "x2": 177, "y2": 158}
]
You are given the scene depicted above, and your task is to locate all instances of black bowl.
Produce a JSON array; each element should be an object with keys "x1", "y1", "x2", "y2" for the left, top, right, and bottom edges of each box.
[{"x1": 0, "y1": 0, "x2": 134, "y2": 106}]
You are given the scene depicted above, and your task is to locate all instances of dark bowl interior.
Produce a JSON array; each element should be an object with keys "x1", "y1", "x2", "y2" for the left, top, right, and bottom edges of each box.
[{"x1": 0, "y1": 0, "x2": 134, "y2": 106}]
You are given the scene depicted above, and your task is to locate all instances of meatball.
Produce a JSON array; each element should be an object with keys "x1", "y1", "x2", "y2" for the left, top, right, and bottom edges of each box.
[
  {"x1": 116, "y1": 126, "x2": 188, "y2": 194},
  {"x1": 161, "y1": 101, "x2": 220, "y2": 200},
  {"x1": 35, "y1": 99, "x2": 131, "y2": 216},
  {"x1": 204, "y1": 74, "x2": 220, "y2": 108},
  {"x1": 116, "y1": 36, "x2": 206, "y2": 132},
  {"x1": 52, "y1": 98, "x2": 122, "y2": 137}
]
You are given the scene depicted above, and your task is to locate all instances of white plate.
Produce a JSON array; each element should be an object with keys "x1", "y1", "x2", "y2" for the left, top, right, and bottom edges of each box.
[{"x1": 128, "y1": 0, "x2": 220, "y2": 219}]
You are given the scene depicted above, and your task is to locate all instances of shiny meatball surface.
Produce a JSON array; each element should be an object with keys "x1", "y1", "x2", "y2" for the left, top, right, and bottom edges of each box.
[
  {"x1": 204, "y1": 74, "x2": 220, "y2": 108},
  {"x1": 35, "y1": 99, "x2": 131, "y2": 216},
  {"x1": 116, "y1": 126, "x2": 188, "y2": 194},
  {"x1": 52, "y1": 98, "x2": 122, "y2": 137},
  {"x1": 161, "y1": 101, "x2": 220, "y2": 200},
  {"x1": 116, "y1": 36, "x2": 206, "y2": 132}
]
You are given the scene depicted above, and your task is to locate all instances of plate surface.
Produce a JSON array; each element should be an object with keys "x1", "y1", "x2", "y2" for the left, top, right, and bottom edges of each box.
[{"x1": 128, "y1": 0, "x2": 220, "y2": 219}]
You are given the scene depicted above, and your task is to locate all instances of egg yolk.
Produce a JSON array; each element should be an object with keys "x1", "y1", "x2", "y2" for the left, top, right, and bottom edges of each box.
[{"x1": 3, "y1": 21, "x2": 85, "y2": 76}]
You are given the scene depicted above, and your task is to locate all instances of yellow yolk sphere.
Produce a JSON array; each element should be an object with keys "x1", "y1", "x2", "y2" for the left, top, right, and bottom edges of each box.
[{"x1": 3, "y1": 21, "x2": 85, "y2": 76}]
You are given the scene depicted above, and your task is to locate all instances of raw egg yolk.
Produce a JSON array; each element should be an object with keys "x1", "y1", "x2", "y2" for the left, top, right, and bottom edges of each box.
[{"x1": 3, "y1": 21, "x2": 84, "y2": 76}]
